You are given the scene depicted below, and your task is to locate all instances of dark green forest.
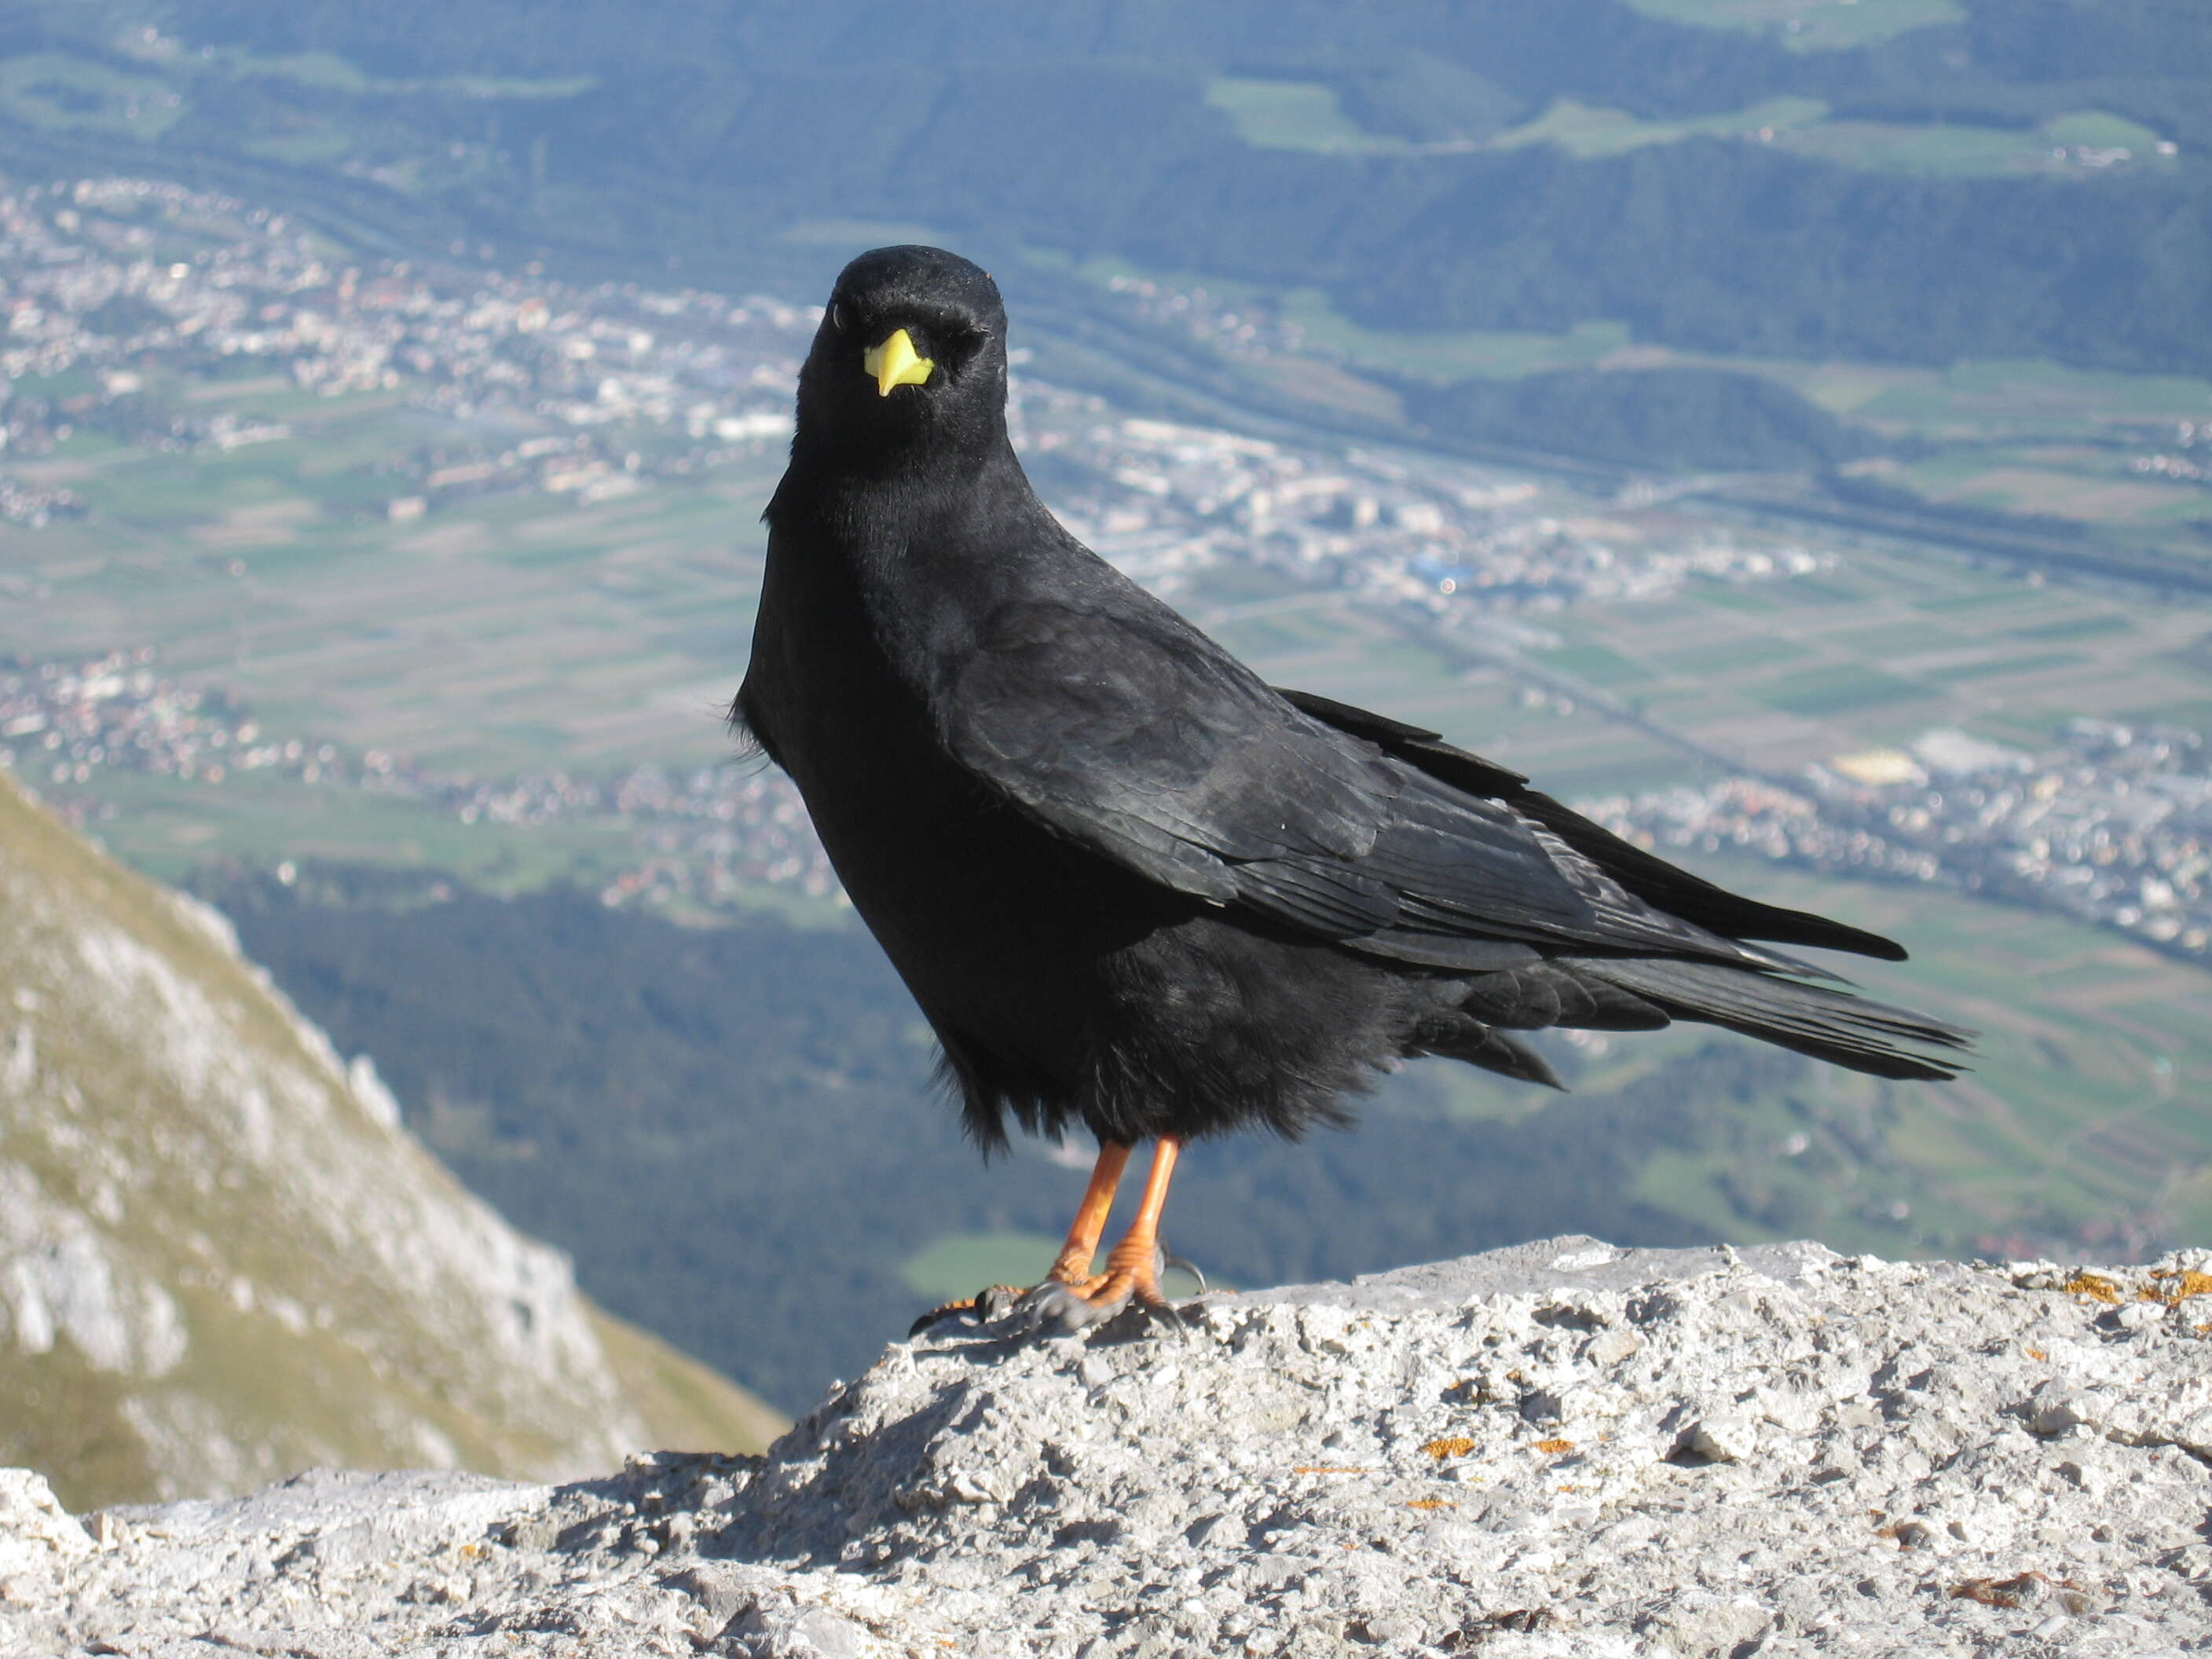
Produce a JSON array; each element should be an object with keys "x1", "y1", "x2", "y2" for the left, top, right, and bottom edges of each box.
[
  {"x1": 201, "y1": 866, "x2": 1851, "y2": 1410},
  {"x1": 1406, "y1": 367, "x2": 1882, "y2": 473}
]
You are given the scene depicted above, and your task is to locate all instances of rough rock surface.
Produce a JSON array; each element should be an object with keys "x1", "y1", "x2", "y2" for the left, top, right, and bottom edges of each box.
[{"x1": 6, "y1": 1237, "x2": 2210, "y2": 1657}]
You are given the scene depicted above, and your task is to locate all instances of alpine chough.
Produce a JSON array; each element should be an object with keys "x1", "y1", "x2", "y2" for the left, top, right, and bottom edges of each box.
[{"x1": 735, "y1": 246, "x2": 1971, "y2": 1328}]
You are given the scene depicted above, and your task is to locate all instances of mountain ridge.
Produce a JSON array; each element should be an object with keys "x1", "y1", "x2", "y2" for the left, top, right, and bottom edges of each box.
[{"x1": 0, "y1": 767, "x2": 782, "y2": 1509}]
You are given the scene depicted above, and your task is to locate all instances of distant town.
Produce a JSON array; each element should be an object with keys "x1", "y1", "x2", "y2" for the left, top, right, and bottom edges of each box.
[
  {"x1": 2, "y1": 174, "x2": 2207, "y2": 966},
  {"x1": 9, "y1": 636, "x2": 2208, "y2": 965}
]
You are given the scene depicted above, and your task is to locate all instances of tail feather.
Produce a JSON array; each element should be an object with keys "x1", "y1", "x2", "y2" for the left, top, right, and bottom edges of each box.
[
  {"x1": 1456, "y1": 961, "x2": 1672, "y2": 1032},
  {"x1": 1585, "y1": 958, "x2": 1974, "y2": 1082},
  {"x1": 1413, "y1": 1021, "x2": 1568, "y2": 1090}
]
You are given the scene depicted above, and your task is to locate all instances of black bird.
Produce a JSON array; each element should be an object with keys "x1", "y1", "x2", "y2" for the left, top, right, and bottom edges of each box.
[{"x1": 736, "y1": 246, "x2": 1969, "y2": 1327}]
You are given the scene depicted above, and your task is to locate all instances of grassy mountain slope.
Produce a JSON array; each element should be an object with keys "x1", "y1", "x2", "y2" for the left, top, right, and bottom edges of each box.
[{"x1": 0, "y1": 771, "x2": 780, "y2": 1510}]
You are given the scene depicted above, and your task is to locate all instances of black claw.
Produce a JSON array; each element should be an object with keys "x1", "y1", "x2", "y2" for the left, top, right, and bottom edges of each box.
[
  {"x1": 907, "y1": 1303, "x2": 967, "y2": 1338},
  {"x1": 1162, "y1": 1252, "x2": 1208, "y2": 1295}
]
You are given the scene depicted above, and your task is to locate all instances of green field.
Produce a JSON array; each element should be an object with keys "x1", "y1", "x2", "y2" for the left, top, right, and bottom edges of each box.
[
  {"x1": 1186, "y1": 508, "x2": 2212, "y2": 786},
  {"x1": 4, "y1": 380, "x2": 782, "y2": 779},
  {"x1": 1524, "y1": 551, "x2": 2210, "y2": 771},
  {"x1": 898, "y1": 1231, "x2": 1070, "y2": 1301},
  {"x1": 1678, "y1": 860, "x2": 2212, "y2": 1251},
  {"x1": 0, "y1": 53, "x2": 189, "y2": 140},
  {"x1": 1398, "y1": 852, "x2": 2212, "y2": 1258},
  {"x1": 1622, "y1": 0, "x2": 1964, "y2": 51},
  {"x1": 1207, "y1": 69, "x2": 2175, "y2": 181},
  {"x1": 1777, "y1": 108, "x2": 2171, "y2": 177},
  {"x1": 1492, "y1": 96, "x2": 1828, "y2": 160},
  {"x1": 1204, "y1": 79, "x2": 1414, "y2": 156}
]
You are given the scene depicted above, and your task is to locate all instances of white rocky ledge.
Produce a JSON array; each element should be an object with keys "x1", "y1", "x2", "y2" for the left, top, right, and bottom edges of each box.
[{"x1": 5, "y1": 1237, "x2": 2210, "y2": 1658}]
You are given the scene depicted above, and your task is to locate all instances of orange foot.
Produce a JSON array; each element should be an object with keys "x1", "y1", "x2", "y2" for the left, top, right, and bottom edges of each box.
[
  {"x1": 907, "y1": 1137, "x2": 1195, "y2": 1335},
  {"x1": 1021, "y1": 1137, "x2": 1185, "y2": 1332},
  {"x1": 1022, "y1": 1232, "x2": 1178, "y2": 1331},
  {"x1": 907, "y1": 1140, "x2": 1132, "y2": 1336}
]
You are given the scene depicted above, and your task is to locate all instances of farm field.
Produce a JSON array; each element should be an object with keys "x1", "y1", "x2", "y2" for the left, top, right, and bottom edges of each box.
[
  {"x1": 1515, "y1": 548, "x2": 2212, "y2": 767},
  {"x1": 1186, "y1": 523, "x2": 2212, "y2": 786},
  {"x1": 1656, "y1": 859, "x2": 2212, "y2": 1254},
  {"x1": 1620, "y1": 0, "x2": 1964, "y2": 51},
  {"x1": 1207, "y1": 69, "x2": 2177, "y2": 180},
  {"x1": 1379, "y1": 853, "x2": 2212, "y2": 1260},
  {"x1": 2, "y1": 376, "x2": 783, "y2": 778},
  {"x1": 15, "y1": 328, "x2": 2212, "y2": 873}
]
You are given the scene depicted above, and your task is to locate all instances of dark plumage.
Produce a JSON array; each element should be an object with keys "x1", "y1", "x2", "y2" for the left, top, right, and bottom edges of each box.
[{"x1": 737, "y1": 246, "x2": 1970, "y2": 1324}]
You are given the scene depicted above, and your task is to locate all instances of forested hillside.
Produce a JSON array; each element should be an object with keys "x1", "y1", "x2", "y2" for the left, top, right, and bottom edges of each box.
[{"x1": 2, "y1": 0, "x2": 2207, "y2": 375}]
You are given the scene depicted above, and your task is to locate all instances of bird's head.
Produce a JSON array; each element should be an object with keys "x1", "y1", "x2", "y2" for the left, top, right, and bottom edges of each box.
[{"x1": 793, "y1": 245, "x2": 1010, "y2": 468}]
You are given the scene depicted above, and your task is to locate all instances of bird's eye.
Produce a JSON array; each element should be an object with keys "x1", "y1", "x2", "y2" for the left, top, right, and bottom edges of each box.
[{"x1": 830, "y1": 302, "x2": 848, "y2": 333}]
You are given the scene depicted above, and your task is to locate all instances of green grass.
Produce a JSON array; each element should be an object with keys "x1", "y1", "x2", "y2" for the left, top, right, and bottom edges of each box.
[
  {"x1": 899, "y1": 1230, "x2": 1218, "y2": 1302},
  {"x1": 899, "y1": 1232, "x2": 1068, "y2": 1301},
  {"x1": 1823, "y1": 620, "x2": 1966, "y2": 657},
  {"x1": 1493, "y1": 95, "x2": 1827, "y2": 159},
  {"x1": 198, "y1": 42, "x2": 598, "y2": 101},
  {"x1": 1650, "y1": 635, "x2": 1800, "y2": 672},
  {"x1": 1206, "y1": 78, "x2": 1408, "y2": 155},
  {"x1": 1621, "y1": 0, "x2": 1963, "y2": 51},
  {"x1": 1778, "y1": 119, "x2": 2038, "y2": 178},
  {"x1": 1757, "y1": 664, "x2": 1932, "y2": 716},
  {"x1": 1923, "y1": 651, "x2": 2086, "y2": 683},
  {"x1": 2009, "y1": 613, "x2": 2135, "y2": 643},
  {"x1": 1284, "y1": 292, "x2": 1632, "y2": 383},
  {"x1": 1533, "y1": 643, "x2": 1654, "y2": 687},
  {"x1": 1202, "y1": 74, "x2": 2154, "y2": 185},
  {"x1": 2043, "y1": 111, "x2": 2165, "y2": 152}
]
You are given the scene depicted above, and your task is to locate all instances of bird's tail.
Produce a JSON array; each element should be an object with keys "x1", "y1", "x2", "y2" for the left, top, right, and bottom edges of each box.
[{"x1": 1581, "y1": 958, "x2": 1974, "y2": 1082}]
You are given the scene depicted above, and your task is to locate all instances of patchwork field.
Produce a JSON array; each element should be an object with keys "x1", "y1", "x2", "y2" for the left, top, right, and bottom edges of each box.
[
  {"x1": 1188, "y1": 520, "x2": 2212, "y2": 784},
  {"x1": 4, "y1": 378, "x2": 782, "y2": 778},
  {"x1": 1531, "y1": 552, "x2": 2212, "y2": 765}
]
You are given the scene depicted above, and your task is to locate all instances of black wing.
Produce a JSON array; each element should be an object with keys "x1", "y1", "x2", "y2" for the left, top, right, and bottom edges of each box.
[
  {"x1": 1273, "y1": 687, "x2": 1910, "y2": 963},
  {"x1": 941, "y1": 599, "x2": 1806, "y2": 972}
]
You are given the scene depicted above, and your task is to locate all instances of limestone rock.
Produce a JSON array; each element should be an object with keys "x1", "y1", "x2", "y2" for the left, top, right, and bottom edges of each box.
[
  {"x1": 0, "y1": 1468, "x2": 92, "y2": 1576},
  {"x1": 9, "y1": 1236, "x2": 2212, "y2": 1656}
]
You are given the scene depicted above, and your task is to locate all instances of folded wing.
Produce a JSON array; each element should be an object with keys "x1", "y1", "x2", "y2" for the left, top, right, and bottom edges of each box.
[{"x1": 944, "y1": 599, "x2": 1842, "y2": 973}]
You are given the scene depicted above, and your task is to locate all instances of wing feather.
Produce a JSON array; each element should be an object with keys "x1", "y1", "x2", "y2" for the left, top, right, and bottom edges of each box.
[{"x1": 943, "y1": 600, "x2": 1787, "y2": 968}]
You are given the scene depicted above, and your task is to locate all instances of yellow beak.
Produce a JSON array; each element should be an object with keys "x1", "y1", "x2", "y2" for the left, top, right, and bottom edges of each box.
[{"x1": 862, "y1": 328, "x2": 934, "y2": 397}]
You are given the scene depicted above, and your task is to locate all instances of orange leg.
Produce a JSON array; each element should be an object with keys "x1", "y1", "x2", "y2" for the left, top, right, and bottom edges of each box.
[
  {"x1": 1046, "y1": 1135, "x2": 1183, "y2": 1321},
  {"x1": 908, "y1": 1140, "x2": 1130, "y2": 1334},
  {"x1": 1043, "y1": 1140, "x2": 1132, "y2": 1287}
]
